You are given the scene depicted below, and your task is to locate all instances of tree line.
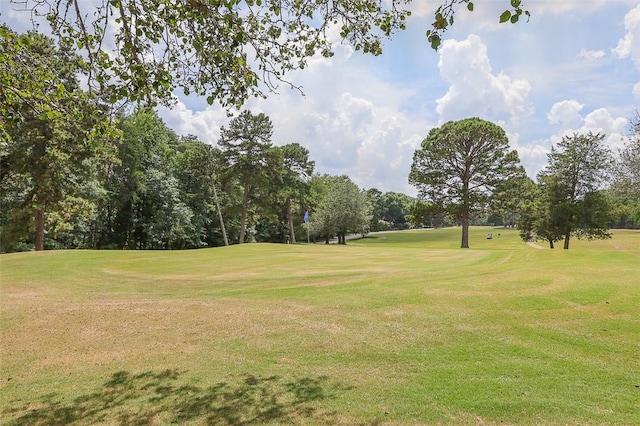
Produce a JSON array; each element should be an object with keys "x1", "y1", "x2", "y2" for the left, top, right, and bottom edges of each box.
[
  {"x1": 2, "y1": 27, "x2": 638, "y2": 252},
  {"x1": 409, "y1": 117, "x2": 639, "y2": 249},
  {"x1": 1, "y1": 27, "x2": 418, "y2": 252}
]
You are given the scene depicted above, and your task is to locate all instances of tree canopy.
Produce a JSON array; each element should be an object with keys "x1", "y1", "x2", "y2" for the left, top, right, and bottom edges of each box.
[
  {"x1": 521, "y1": 132, "x2": 614, "y2": 249},
  {"x1": 409, "y1": 117, "x2": 521, "y2": 248},
  {"x1": 612, "y1": 112, "x2": 640, "y2": 201},
  {"x1": 308, "y1": 175, "x2": 371, "y2": 244},
  {"x1": 219, "y1": 110, "x2": 275, "y2": 243},
  {"x1": 0, "y1": 27, "x2": 117, "y2": 251},
  {"x1": 8, "y1": 0, "x2": 529, "y2": 108}
]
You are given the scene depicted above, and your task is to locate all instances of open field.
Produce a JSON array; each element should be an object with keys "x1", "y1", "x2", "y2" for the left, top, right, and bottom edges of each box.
[{"x1": 1, "y1": 227, "x2": 639, "y2": 425}]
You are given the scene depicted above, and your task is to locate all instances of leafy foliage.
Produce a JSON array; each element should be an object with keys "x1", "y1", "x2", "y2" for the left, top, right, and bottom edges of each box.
[
  {"x1": 409, "y1": 117, "x2": 521, "y2": 248},
  {"x1": 490, "y1": 166, "x2": 533, "y2": 228},
  {"x1": 526, "y1": 132, "x2": 614, "y2": 249},
  {"x1": 611, "y1": 112, "x2": 640, "y2": 201},
  {"x1": 271, "y1": 143, "x2": 315, "y2": 243},
  {"x1": 406, "y1": 200, "x2": 450, "y2": 228},
  {"x1": 308, "y1": 175, "x2": 371, "y2": 244},
  {"x1": 426, "y1": 0, "x2": 529, "y2": 49},
  {"x1": 603, "y1": 112, "x2": 640, "y2": 229},
  {"x1": 219, "y1": 110, "x2": 275, "y2": 243},
  {"x1": 0, "y1": 26, "x2": 118, "y2": 251},
  {"x1": 11, "y1": 0, "x2": 528, "y2": 108},
  {"x1": 367, "y1": 190, "x2": 414, "y2": 231}
]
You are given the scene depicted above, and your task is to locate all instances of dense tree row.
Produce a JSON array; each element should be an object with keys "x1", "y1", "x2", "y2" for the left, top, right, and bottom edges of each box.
[
  {"x1": 1, "y1": 26, "x2": 118, "y2": 251},
  {"x1": 2, "y1": 26, "x2": 638, "y2": 252},
  {"x1": 0, "y1": 28, "x2": 382, "y2": 252},
  {"x1": 0, "y1": 105, "x2": 385, "y2": 251}
]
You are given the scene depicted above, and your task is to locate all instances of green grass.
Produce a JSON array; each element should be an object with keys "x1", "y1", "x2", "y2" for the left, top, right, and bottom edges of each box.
[{"x1": 1, "y1": 227, "x2": 639, "y2": 425}]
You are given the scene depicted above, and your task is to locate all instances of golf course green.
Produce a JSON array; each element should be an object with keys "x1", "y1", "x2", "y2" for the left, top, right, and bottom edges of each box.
[{"x1": 1, "y1": 227, "x2": 638, "y2": 425}]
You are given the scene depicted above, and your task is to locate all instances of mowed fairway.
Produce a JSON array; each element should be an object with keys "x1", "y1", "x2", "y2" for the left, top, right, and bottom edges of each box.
[{"x1": 1, "y1": 227, "x2": 639, "y2": 425}]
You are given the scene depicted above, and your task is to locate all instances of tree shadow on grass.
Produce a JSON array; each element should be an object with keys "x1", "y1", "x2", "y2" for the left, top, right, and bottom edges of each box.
[{"x1": 5, "y1": 370, "x2": 352, "y2": 425}]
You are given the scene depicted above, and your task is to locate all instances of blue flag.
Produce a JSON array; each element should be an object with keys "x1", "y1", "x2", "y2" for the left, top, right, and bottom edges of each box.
[{"x1": 303, "y1": 210, "x2": 309, "y2": 223}]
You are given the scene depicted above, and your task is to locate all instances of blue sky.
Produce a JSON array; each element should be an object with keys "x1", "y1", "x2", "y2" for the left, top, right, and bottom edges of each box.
[{"x1": 4, "y1": 1, "x2": 639, "y2": 196}]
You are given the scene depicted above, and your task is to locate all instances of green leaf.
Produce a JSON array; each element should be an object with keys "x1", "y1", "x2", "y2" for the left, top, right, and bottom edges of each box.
[
  {"x1": 511, "y1": 0, "x2": 521, "y2": 7},
  {"x1": 499, "y1": 10, "x2": 511, "y2": 23},
  {"x1": 429, "y1": 34, "x2": 441, "y2": 50},
  {"x1": 467, "y1": 2, "x2": 474, "y2": 12},
  {"x1": 510, "y1": 14, "x2": 519, "y2": 24}
]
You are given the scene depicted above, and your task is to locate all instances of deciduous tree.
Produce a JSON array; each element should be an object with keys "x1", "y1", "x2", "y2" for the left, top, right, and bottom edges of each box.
[
  {"x1": 96, "y1": 110, "x2": 193, "y2": 249},
  {"x1": 309, "y1": 175, "x2": 371, "y2": 244},
  {"x1": 490, "y1": 166, "x2": 532, "y2": 228},
  {"x1": 517, "y1": 175, "x2": 564, "y2": 248},
  {"x1": 172, "y1": 135, "x2": 232, "y2": 247},
  {"x1": 537, "y1": 132, "x2": 613, "y2": 249},
  {"x1": 406, "y1": 200, "x2": 449, "y2": 228},
  {"x1": 0, "y1": 27, "x2": 116, "y2": 251},
  {"x1": 611, "y1": 112, "x2": 640, "y2": 199}
]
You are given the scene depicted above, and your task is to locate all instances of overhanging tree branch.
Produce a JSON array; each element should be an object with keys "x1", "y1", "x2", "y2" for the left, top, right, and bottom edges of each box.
[{"x1": 10, "y1": 0, "x2": 528, "y2": 108}]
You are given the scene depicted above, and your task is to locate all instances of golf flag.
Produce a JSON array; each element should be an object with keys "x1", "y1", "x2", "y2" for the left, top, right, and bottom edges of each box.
[{"x1": 303, "y1": 210, "x2": 309, "y2": 223}]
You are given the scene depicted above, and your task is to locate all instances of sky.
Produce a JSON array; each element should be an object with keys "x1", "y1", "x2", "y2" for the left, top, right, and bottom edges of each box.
[{"x1": 3, "y1": 1, "x2": 639, "y2": 196}]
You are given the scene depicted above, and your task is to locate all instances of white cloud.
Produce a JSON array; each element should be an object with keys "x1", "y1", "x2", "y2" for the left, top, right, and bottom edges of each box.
[
  {"x1": 634, "y1": 82, "x2": 640, "y2": 100},
  {"x1": 549, "y1": 107, "x2": 628, "y2": 152},
  {"x1": 156, "y1": 101, "x2": 228, "y2": 145},
  {"x1": 530, "y1": 0, "x2": 638, "y2": 16},
  {"x1": 155, "y1": 37, "x2": 430, "y2": 195},
  {"x1": 613, "y1": 4, "x2": 640, "y2": 69},
  {"x1": 513, "y1": 139, "x2": 551, "y2": 179},
  {"x1": 547, "y1": 100, "x2": 584, "y2": 127},
  {"x1": 582, "y1": 109, "x2": 628, "y2": 152},
  {"x1": 518, "y1": 105, "x2": 628, "y2": 179},
  {"x1": 261, "y1": 90, "x2": 425, "y2": 194},
  {"x1": 578, "y1": 48, "x2": 606, "y2": 61},
  {"x1": 435, "y1": 34, "x2": 533, "y2": 123}
]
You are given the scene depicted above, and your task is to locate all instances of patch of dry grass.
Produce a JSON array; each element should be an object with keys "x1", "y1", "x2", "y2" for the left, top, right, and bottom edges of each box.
[{"x1": 1, "y1": 227, "x2": 639, "y2": 425}]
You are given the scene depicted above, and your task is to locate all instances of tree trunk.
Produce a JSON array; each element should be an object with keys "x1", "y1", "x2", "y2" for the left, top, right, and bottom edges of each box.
[
  {"x1": 35, "y1": 209, "x2": 45, "y2": 251},
  {"x1": 460, "y1": 213, "x2": 470, "y2": 248},
  {"x1": 325, "y1": 234, "x2": 330, "y2": 244},
  {"x1": 239, "y1": 209, "x2": 247, "y2": 244},
  {"x1": 287, "y1": 198, "x2": 296, "y2": 244},
  {"x1": 460, "y1": 176, "x2": 471, "y2": 248},
  {"x1": 563, "y1": 233, "x2": 570, "y2": 250},
  {"x1": 138, "y1": 201, "x2": 145, "y2": 250},
  {"x1": 548, "y1": 239, "x2": 554, "y2": 249},
  {"x1": 212, "y1": 180, "x2": 229, "y2": 246},
  {"x1": 239, "y1": 187, "x2": 250, "y2": 244}
]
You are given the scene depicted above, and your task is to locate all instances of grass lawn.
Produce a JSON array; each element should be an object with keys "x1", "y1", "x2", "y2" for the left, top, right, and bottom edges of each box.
[{"x1": 1, "y1": 227, "x2": 639, "y2": 425}]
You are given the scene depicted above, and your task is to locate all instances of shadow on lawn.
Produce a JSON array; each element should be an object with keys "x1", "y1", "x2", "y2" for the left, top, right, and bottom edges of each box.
[{"x1": 5, "y1": 370, "x2": 352, "y2": 425}]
